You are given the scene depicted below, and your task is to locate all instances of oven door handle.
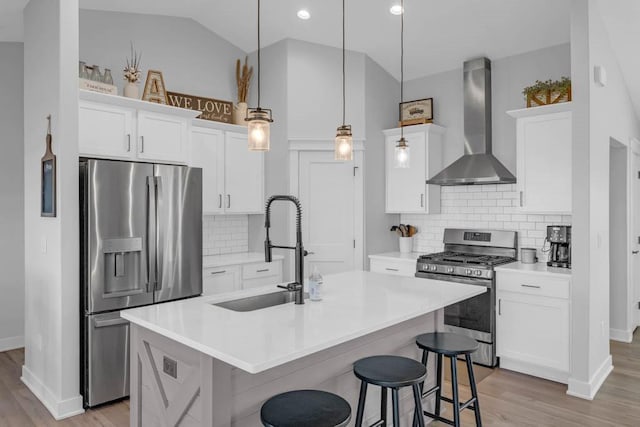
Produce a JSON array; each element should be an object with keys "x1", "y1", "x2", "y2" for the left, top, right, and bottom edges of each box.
[{"x1": 415, "y1": 271, "x2": 493, "y2": 288}]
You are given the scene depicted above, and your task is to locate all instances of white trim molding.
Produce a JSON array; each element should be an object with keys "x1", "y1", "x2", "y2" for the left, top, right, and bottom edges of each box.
[
  {"x1": 566, "y1": 355, "x2": 613, "y2": 400},
  {"x1": 21, "y1": 365, "x2": 85, "y2": 420},
  {"x1": 0, "y1": 335, "x2": 24, "y2": 352},
  {"x1": 288, "y1": 138, "x2": 365, "y2": 152},
  {"x1": 610, "y1": 328, "x2": 633, "y2": 343}
]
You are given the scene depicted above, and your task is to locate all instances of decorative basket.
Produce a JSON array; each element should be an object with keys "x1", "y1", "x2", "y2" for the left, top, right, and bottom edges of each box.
[{"x1": 526, "y1": 86, "x2": 572, "y2": 108}]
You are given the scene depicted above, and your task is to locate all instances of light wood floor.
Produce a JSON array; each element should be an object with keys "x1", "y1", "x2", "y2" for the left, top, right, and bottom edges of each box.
[{"x1": 1, "y1": 330, "x2": 639, "y2": 426}]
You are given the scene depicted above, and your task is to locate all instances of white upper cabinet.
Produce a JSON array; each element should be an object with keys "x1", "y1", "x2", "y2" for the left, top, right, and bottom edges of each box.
[
  {"x1": 190, "y1": 127, "x2": 225, "y2": 214},
  {"x1": 137, "y1": 111, "x2": 188, "y2": 164},
  {"x1": 384, "y1": 124, "x2": 444, "y2": 214},
  {"x1": 190, "y1": 123, "x2": 264, "y2": 215},
  {"x1": 224, "y1": 131, "x2": 264, "y2": 214},
  {"x1": 508, "y1": 103, "x2": 572, "y2": 214},
  {"x1": 78, "y1": 90, "x2": 199, "y2": 165},
  {"x1": 79, "y1": 102, "x2": 134, "y2": 160}
]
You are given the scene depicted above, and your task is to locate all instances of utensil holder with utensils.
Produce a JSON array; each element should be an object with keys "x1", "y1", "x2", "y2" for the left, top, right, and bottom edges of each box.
[
  {"x1": 391, "y1": 224, "x2": 417, "y2": 253},
  {"x1": 399, "y1": 237, "x2": 414, "y2": 253}
]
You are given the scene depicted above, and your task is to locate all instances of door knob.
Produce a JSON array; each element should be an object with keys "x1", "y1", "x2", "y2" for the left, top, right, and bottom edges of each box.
[
  {"x1": 304, "y1": 251, "x2": 315, "y2": 256},
  {"x1": 633, "y1": 250, "x2": 639, "y2": 255}
]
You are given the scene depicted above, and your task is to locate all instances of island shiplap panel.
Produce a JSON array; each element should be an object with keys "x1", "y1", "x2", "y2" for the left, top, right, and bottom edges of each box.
[{"x1": 130, "y1": 312, "x2": 443, "y2": 427}]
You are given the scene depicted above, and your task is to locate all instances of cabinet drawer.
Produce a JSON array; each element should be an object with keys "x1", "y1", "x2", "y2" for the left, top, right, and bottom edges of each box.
[
  {"x1": 203, "y1": 266, "x2": 241, "y2": 295},
  {"x1": 242, "y1": 261, "x2": 281, "y2": 280},
  {"x1": 370, "y1": 259, "x2": 415, "y2": 277},
  {"x1": 497, "y1": 271, "x2": 570, "y2": 299}
]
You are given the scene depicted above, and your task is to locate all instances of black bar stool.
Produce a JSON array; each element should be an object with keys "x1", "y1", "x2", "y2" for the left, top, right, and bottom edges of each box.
[
  {"x1": 353, "y1": 355, "x2": 427, "y2": 427},
  {"x1": 415, "y1": 332, "x2": 482, "y2": 427},
  {"x1": 260, "y1": 389, "x2": 351, "y2": 427}
]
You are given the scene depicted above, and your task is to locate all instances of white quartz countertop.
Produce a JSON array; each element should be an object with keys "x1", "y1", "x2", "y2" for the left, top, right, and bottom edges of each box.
[
  {"x1": 495, "y1": 261, "x2": 572, "y2": 278},
  {"x1": 121, "y1": 270, "x2": 484, "y2": 374},
  {"x1": 368, "y1": 252, "x2": 425, "y2": 262},
  {"x1": 203, "y1": 252, "x2": 284, "y2": 268}
]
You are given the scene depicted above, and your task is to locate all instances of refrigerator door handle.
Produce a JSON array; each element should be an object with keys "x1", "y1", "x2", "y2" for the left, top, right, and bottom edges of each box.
[
  {"x1": 146, "y1": 176, "x2": 157, "y2": 292},
  {"x1": 154, "y1": 176, "x2": 163, "y2": 291}
]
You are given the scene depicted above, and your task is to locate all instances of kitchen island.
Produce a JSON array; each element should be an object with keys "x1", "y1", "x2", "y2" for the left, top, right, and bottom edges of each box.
[{"x1": 121, "y1": 270, "x2": 485, "y2": 427}]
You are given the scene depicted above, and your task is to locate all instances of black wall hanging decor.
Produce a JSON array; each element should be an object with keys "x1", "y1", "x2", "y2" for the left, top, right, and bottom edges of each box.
[{"x1": 41, "y1": 115, "x2": 56, "y2": 217}]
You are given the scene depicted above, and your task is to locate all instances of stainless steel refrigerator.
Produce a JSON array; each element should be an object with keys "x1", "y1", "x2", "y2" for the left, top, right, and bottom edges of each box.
[{"x1": 79, "y1": 158, "x2": 202, "y2": 407}]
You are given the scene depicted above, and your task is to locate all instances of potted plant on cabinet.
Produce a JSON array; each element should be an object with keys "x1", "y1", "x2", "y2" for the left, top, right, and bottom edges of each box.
[{"x1": 523, "y1": 76, "x2": 571, "y2": 108}]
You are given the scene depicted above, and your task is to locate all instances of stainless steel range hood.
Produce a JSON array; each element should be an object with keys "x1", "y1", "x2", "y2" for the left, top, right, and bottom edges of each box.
[{"x1": 427, "y1": 57, "x2": 516, "y2": 185}]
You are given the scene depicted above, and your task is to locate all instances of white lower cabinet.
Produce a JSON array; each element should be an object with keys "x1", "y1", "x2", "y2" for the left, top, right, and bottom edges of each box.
[
  {"x1": 203, "y1": 265, "x2": 241, "y2": 295},
  {"x1": 202, "y1": 258, "x2": 283, "y2": 295},
  {"x1": 369, "y1": 254, "x2": 417, "y2": 277},
  {"x1": 496, "y1": 270, "x2": 570, "y2": 383}
]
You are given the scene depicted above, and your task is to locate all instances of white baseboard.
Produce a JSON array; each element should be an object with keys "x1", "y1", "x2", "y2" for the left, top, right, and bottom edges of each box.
[
  {"x1": 566, "y1": 355, "x2": 613, "y2": 400},
  {"x1": 610, "y1": 328, "x2": 633, "y2": 343},
  {"x1": 499, "y1": 357, "x2": 569, "y2": 384},
  {"x1": 21, "y1": 365, "x2": 84, "y2": 420},
  {"x1": 0, "y1": 335, "x2": 24, "y2": 352}
]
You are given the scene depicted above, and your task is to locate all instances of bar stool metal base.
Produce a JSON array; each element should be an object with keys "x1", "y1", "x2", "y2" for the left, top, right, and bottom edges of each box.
[{"x1": 416, "y1": 333, "x2": 482, "y2": 427}]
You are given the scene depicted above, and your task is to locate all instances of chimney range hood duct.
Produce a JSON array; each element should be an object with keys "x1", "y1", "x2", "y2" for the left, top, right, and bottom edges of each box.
[{"x1": 427, "y1": 57, "x2": 516, "y2": 185}]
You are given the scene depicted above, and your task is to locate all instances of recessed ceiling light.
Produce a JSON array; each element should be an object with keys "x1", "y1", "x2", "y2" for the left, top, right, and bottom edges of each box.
[
  {"x1": 390, "y1": 4, "x2": 403, "y2": 15},
  {"x1": 297, "y1": 9, "x2": 311, "y2": 20}
]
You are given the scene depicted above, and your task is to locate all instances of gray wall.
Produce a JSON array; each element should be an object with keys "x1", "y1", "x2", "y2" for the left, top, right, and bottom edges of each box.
[
  {"x1": 286, "y1": 39, "x2": 366, "y2": 140},
  {"x1": 364, "y1": 56, "x2": 400, "y2": 268},
  {"x1": 405, "y1": 43, "x2": 571, "y2": 173},
  {"x1": 79, "y1": 10, "x2": 245, "y2": 102},
  {"x1": 0, "y1": 42, "x2": 25, "y2": 349}
]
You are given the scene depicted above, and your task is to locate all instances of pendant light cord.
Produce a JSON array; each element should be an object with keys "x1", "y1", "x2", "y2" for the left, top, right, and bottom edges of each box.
[
  {"x1": 257, "y1": 0, "x2": 261, "y2": 108},
  {"x1": 342, "y1": 0, "x2": 346, "y2": 126},
  {"x1": 400, "y1": 0, "x2": 404, "y2": 139}
]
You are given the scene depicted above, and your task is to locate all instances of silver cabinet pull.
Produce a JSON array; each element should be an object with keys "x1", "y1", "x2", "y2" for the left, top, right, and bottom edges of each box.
[
  {"x1": 519, "y1": 191, "x2": 524, "y2": 207},
  {"x1": 498, "y1": 299, "x2": 501, "y2": 315},
  {"x1": 126, "y1": 134, "x2": 131, "y2": 152},
  {"x1": 218, "y1": 194, "x2": 222, "y2": 209},
  {"x1": 521, "y1": 284, "x2": 541, "y2": 289},
  {"x1": 227, "y1": 195, "x2": 231, "y2": 209},
  {"x1": 256, "y1": 269, "x2": 269, "y2": 273},
  {"x1": 210, "y1": 270, "x2": 226, "y2": 275},
  {"x1": 385, "y1": 268, "x2": 399, "y2": 272},
  {"x1": 420, "y1": 194, "x2": 424, "y2": 208},
  {"x1": 140, "y1": 135, "x2": 145, "y2": 153}
]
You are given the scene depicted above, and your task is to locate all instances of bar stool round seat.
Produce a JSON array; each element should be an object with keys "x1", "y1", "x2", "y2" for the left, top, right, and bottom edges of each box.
[
  {"x1": 354, "y1": 355, "x2": 427, "y2": 387},
  {"x1": 353, "y1": 355, "x2": 427, "y2": 427},
  {"x1": 260, "y1": 390, "x2": 351, "y2": 427},
  {"x1": 416, "y1": 332, "x2": 479, "y2": 356}
]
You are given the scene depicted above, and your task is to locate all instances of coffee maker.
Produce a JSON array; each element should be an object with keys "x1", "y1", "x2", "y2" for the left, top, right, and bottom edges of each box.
[{"x1": 547, "y1": 225, "x2": 571, "y2": 268}]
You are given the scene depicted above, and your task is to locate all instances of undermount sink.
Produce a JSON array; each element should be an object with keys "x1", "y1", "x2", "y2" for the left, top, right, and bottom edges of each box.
[{"x1": 212, "y1": 290, "x2": 310, "y2": 312}]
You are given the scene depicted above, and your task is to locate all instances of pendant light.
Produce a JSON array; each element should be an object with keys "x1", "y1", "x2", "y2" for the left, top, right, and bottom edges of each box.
[
  {"x1": 335, "y1": 0, "x2": 353, "y2": 161},
  {"x1": 246, "y1": 0, "x2": 273, "y2": 151},
  {"x1": 394, "y1": 0, "x2": 409, "y2": 168}
]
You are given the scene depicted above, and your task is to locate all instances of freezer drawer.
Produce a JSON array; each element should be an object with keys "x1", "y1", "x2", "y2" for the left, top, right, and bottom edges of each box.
[{"x1": 84, "y1": 312, "x2": 130, "y2": 407}]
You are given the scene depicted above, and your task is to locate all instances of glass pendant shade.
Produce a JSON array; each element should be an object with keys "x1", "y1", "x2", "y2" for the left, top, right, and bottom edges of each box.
[
  {"x1": 246, "y1": 108, "x2": 272, "y2": 151},
  {"x1": 335, "y1": 125, "x2": 353, "y2": 161},
  {"x1": 395, "y1": 137, "x2": 410, "y2": 168}
]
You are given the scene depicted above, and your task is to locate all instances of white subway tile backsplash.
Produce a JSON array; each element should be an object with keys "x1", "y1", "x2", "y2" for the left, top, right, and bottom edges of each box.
[
  {"x1": 401, "y1": 184, "x2": 571, "y2": 261},
  {"x1": 203, "y1": 215, "x2": 249, "y2": 255}
]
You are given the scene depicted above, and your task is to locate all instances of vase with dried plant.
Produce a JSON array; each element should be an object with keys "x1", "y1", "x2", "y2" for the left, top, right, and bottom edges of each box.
[
  {"x1": 123, "y1": 42, "x2": 142, "y2": 99},
  {"x1": 234, "y1": 56, "x2": 253, "y2": 125}
]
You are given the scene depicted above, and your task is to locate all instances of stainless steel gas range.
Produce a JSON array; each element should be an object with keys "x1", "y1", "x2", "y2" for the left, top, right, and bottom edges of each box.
[{"x1": 415, "y1": 229, "x2": 517, "y2": 367}]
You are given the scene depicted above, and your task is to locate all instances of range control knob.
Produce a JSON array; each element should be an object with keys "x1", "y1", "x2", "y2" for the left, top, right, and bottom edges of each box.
[
  {"x1": 430, "y1": 265, "x2": 437, "y2": 271},
  {"x1": 447, "y1": 267, "x2": 454, "y2": 273},
  {"x1": 465, "y1": 269, "x2": 472, "y2": 275},
  {"x1": 475, "y1": 270, "x2": 482, "y2": 276}
]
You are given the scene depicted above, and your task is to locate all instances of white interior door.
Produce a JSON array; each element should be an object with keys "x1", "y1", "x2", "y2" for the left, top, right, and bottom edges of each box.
[
  {"x1": 298, "y1": 151, "x2": 359, "y2": 275},
  {"x1": 632, "y1": 146, "x2": 640, "y2": 327}
]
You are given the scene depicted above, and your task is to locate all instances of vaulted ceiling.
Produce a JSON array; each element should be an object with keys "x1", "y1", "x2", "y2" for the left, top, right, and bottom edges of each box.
[{"x1": 3, "y1": 0, "x2": 572, "y2": 81}]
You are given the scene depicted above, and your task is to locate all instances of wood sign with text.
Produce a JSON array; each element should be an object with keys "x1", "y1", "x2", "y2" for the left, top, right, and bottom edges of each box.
[{"x1": 166, "y1": 91, "x2": 233, "y2": 123}]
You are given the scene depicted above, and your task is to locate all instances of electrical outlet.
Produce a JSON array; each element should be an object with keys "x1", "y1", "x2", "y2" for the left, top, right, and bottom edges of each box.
[{"x1": 163, "y1": 356, "x2": 177, "y2": 379}]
